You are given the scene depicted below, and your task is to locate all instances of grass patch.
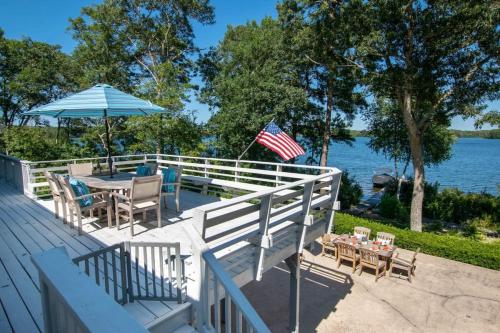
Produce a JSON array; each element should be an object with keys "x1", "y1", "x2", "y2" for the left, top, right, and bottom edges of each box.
[{"x1": 334, "y1": 213, "x2": 500, "y2": 270}]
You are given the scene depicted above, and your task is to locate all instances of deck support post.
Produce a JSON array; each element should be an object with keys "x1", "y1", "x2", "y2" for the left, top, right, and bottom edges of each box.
[{"x1": 285, "y1": 253, "x2": 300, "y2": 333}]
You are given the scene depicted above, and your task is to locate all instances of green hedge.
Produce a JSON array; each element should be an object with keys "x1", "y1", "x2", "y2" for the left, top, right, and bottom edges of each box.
[{"x1": 334, "y1": 213, "x2": 500, "y2": 270}]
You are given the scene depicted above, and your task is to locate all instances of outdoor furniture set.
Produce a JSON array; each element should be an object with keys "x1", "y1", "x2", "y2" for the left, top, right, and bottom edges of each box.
[
  {"x1": 45, "y1": 161, "x2": 183, "y2": 236},
  {"x1": 321, "y1": 228, "x2": 418, "y2": 282}
]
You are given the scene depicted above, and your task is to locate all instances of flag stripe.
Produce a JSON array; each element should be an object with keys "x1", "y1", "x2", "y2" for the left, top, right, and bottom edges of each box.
[
  {"x1": 254, "y1": 121, "x2": 305, "y2": 161},
  {"x1": 257, "y1": 133, "x2": 294, "y2": 160},
  {"x1": 278, "y1": 133, "x2": 304, "y2": 155},
  {"x1": 257, "y1": 134, "x2": 294, "y2": 160}
]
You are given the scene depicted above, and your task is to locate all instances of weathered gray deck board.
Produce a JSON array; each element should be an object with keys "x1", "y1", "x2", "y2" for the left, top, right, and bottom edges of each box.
[
  {"x1": 0, "y1": 295, "x2": 13, "y2": 333},
  {"x1": 0, "y1": 182, "x2": 214, "y2": 332}
]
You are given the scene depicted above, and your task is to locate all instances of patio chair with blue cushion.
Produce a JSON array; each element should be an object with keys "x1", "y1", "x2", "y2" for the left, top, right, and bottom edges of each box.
[
  {"x1": 68, "y1": 162, "x2": 94, "y2": 176},
  {"x1": 112, "y1": 175, "x2": 162, "y2": 237},
  {"x1": 161, "y1": 166, "x2": 182, "y2": 212},
  {"x1": 136, "y1": 165, "x2": 152, "y2": 177},
  {"x1": 145, "y1": 162, "x2": 158, "y2": 175},
  {"x1": 58, "y1": 175, "x2": 112, "y2": 235}
]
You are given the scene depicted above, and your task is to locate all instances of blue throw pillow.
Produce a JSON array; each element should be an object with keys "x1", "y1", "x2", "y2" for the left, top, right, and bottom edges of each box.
[
  {"x1": 136, "y1": 165, "x2": 151, "y2": 177},
  {"x1": 162, "y1": 168, "x2": 177, "y2": 193},
  {"x1": 68, "y1": 177, "x2": 93, "y2": 207}
]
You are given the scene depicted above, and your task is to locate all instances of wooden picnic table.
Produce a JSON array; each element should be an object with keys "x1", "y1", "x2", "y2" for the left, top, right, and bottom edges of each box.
[
  {"x1": 331, "y1": 234, "x2": 397, "y2": 267},
  {"x1": 74, "y1": 172, "x2": 135, "y2": 191}
]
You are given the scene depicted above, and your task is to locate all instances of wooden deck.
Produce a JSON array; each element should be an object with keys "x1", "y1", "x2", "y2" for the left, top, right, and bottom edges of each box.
[{"x1": 0, "y1": 180, "x2": 219, "y2": 333}]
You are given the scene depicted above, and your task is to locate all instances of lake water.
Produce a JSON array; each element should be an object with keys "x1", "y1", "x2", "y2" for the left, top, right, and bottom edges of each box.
[{"x1": 322, "y1": 137, "x2": 500, "y2": 196}]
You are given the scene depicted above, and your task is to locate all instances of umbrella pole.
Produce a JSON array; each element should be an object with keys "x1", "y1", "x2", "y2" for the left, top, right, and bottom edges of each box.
[{"x1": 103, "y1": 110, "x2": 113, "y2": 178}]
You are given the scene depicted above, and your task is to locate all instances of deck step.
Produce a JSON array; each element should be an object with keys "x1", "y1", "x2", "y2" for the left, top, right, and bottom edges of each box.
[
  {"x1": 146, "y1": 302, "x2": 192, "y2": 333},
  {"x1": 170, "y1": 324, "x2": 198, "y2": 333}
]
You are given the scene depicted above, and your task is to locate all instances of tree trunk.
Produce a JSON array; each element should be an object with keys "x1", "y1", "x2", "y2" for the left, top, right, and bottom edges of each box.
[
  {"x1": 156, "y1": 114, "x2": 163, "y2": 155},
  {"x1": 320, "y1": 78, "x2": 333, "y2": 169},
  {"x1": 401, "y1": 89, "x2": 424, "y2": 232}
]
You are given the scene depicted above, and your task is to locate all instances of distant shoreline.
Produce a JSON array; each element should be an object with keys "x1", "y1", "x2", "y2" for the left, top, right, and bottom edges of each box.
[{"x1": 349, "y1": 129, "x2": 500, "y2": 139}]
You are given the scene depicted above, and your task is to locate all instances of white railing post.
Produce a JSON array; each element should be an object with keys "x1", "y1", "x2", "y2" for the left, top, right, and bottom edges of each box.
[
  {"x1": 275, "y1": 164, "x2": 282, "y2": 186},
  {"x1": 204, "y1": 158, "x2": 209, "y2": 178},
  {"x1": 235, "y1": 160, "x2": 240, "y2": 183},
  {"x1": 21, "y1": 161, "x2": 35, "y2": 198},
  {"x1": 326, "y1": 172, "x2": 342, "y2": 234},
  {"x1": 254, "y1": 194, "x2": 273, "y2": 281}
]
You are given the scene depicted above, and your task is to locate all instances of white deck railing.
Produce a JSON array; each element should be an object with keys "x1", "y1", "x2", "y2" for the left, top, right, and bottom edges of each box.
[{"x1": 6, "y1": 153, "x2": 331, "y2": 199}]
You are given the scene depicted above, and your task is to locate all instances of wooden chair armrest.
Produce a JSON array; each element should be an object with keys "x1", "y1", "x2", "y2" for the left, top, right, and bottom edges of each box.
[
  {"x1": 74, "y1": 191, "x2": 109, "y2": 200},
  {"x1": 111, "y1": 192, "x2": 130, "y2": 201},
  {"x1": 162, "y1": 182, "x2": 181, "y2": 186},
  {"x1": 392, "y1": 257, "x2": 412, "y2": 266}
]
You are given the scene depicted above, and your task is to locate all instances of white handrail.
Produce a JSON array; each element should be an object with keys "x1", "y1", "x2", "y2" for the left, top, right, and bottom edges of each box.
[
  {"x1": 32, "y1": 247, "x2": 148, "y2": 333},
  {"x1": 193, "y1": 169, "x2": 339, "y2": 214},
  {"x1": 202, "y1": 250, "x2": 271, "y2": 333}
]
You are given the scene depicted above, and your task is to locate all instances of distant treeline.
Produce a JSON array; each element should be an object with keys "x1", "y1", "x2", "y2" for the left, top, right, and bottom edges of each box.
[{"x1": 349, "y1": 129, "x2": 500, "y2": 139}]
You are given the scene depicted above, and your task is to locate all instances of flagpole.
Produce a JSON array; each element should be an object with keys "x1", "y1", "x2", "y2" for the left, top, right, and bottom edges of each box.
[{"x1": 237, "y1": 118, "x2": 274, "y2": 161}]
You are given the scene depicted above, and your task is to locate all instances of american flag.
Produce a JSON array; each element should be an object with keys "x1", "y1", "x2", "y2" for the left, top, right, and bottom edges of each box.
[{"x1": 255, "y1": 122, "x2": 305, "y2": 161}]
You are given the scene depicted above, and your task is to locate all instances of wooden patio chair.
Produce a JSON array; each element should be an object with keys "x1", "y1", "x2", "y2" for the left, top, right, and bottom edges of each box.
[
  {"x1": 113, "y1": 175, "x2": 162, "y2": 236},
  {"x1": 44, "y1": 171, "x2": 67, "y2": 223},
  {"x1": 145, "y1": 162, "x2": 158, "y2": 175},
  {"x1": 58, "y1": 176, "x2": 112, "y2": 235},
  {"x1": 337, "y1": 243, "x2": 359, "y2": 273},
  {"x1": 161, "y1": 166, "x2": 182, "y2": 212},
  {"x1": 354, "y1": 226, "x2": 371, "y2": 240},
  {"x1": 359, "y1": 248, "x2": 386, "y2": 281},
  {"x1": 390, "y1": 248, "x2": 420, "y2": 283},
  {"x1": 376, "y1": 231, "x2": 395, "y2": 245},
  {"x1": 67, "y1": 162, "x2": 93, "y2": 176},
  {"x1": 321, "y1": 234, "x2": 337, "y2": 259}
]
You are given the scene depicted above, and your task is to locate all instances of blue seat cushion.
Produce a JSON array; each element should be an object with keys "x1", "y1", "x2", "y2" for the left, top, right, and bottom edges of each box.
[
  {"x1": 136, "y1": 165, "x2": 151, "y2": 177},
  {"x1": 68, "y1": 177, "x2": 93, "y2": 207},
  {"x1": 162, "y1": 168, "x2": 176, "y2": 193}
]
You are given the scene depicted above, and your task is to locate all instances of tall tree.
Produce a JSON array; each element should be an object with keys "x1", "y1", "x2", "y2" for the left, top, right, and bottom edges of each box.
[
  {"x1": 278, "y1": 0, "x2": 365, "y2": 168},
  {"x1": 0, "y1": 29, "x2": 78, "y2": 127},
  {"x1": 70, "y1": 0, "x2": 214, "y2": 154},
  {"x1": 364, "y1": 97, "x2": 454, "y2": 179},
  {"x1": 357, "y1": 0, "x2": 499, "y2": 231},
  {"x1": 199, "y1": 18, "x2": 321, "y2": 161}
]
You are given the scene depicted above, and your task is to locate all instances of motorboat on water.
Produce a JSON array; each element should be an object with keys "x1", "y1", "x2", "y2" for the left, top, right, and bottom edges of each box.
[{"x1": 372, "y1": 167, "x2": 395, "y2": 188}]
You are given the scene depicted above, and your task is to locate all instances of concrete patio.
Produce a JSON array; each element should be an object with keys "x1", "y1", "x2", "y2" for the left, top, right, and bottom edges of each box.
[{"x1": 243, "y1": 239, "x2": 500, "y2": 333}]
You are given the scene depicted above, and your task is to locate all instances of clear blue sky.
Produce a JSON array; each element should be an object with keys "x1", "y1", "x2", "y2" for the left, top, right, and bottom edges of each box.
[{"x1": 0, "y1": 0, "x2": 497, "y2": 130}]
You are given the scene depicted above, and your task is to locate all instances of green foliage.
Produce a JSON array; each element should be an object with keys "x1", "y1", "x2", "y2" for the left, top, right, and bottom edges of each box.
[
  {"x1": 334, "y1": 213, "x2": 500, "y2": 270},
  {"x1": 386, "y1": 178, "x2": 439, "y2": 218},
  {"x1": 475, "y1": 111, "x2": 500, "y2": 129},
  {"x1": 125, "y1": 113, "x2": 204, "y2": 155},
  {"x1": 338, "y1": 171, "x2": 363, "y2": 210},
  {"x1": 70, "y1": 0, "x2": 215, "y2": 154},
  {"x1": 0, "y1": 29, "x2": 79, "y2": 126},
  {"x1": 426, "y1": 189, "x2": 500, "y2": 227},
  {"x1": 450, "y1": 129, "x2": 500, "y2": 139},
  {"x1": 365, "y1": 99, "x2": 455, "y2": 176},
  {"x1": 199, "y1": 18, "x2": 320, "y2": 160},
  {"x1": 379, "y1": 194, "x2": 409, "y2": 223},
  {"x1": 2, "y1": 126, "x2": 82, "y2": 161}
]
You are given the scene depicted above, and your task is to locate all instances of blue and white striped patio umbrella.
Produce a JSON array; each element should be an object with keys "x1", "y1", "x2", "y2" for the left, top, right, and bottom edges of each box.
[
  {"x1": 25, "y1": 83, "x2": 164, "y2": 117},
  {"x1": 25, "y1": 84, "x2": 166, "y2": 176}
]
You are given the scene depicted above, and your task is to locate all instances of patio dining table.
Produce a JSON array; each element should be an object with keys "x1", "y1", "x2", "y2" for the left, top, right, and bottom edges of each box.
[
  {"x1": 73, "y1": 172, "x2": 136, "y2": 191},
  {"x1": 332, "y1": 234, "x2": 397, "y2": 267}
]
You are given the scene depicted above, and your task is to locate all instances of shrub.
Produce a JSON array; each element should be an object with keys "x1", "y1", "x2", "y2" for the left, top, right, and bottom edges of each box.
[
  {"x1": 386, "y1": 178, "x2": 500, "y2": 228},
  {"x1": 427, "y1": 188, "x2": 500, "y2": 226},
  {"x1": 333, "y1": 212, "x2": 500, "y2": 270},
  {"x1": 379, "y1": 194, "x2": 409, "y2": 223},
  {"x1": 338, "y1": 171, "x2": 363, "y2": 210}
]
